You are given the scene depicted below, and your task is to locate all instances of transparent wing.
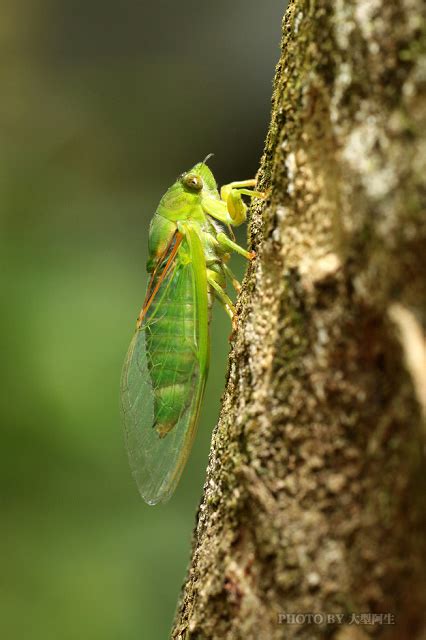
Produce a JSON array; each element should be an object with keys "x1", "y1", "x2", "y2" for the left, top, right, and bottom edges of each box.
[{"x1": 120, "y1": 257, "x2": 206, "y2": 505}]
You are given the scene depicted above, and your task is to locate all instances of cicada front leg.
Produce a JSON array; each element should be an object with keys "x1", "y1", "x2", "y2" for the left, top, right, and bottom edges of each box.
[
  {"x1": 220, "y1": 179, "x2": 264, "y2": 227},
  {"x1": 201, "y1": 178, "x2": 265, "y2": 230}
]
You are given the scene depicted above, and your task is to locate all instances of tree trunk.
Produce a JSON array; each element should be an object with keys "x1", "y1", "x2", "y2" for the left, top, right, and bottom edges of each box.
[{"x1": 172, "y1": 1, "x2": 426, "y2": 638}]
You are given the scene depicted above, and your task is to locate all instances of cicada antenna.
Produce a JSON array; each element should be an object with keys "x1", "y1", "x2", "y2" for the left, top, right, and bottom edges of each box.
[{"x1": 202, "y1": 153, "x2": 214, "y2": 165}]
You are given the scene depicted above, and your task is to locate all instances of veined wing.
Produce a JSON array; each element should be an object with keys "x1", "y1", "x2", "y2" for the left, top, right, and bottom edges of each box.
[{"x1": 120, "y1": 227, "x2": 208, "y2": 504}]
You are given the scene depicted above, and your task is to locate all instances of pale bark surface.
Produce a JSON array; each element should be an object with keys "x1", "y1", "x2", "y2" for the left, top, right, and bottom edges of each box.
[{"x1": 172, "y1": 1, "x2": 426, "y2": 638}]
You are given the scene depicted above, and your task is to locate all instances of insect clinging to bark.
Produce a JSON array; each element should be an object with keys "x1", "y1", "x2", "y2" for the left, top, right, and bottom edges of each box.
[{"x1": 121, "y1": 156, "x2": 263, "y2": 505}]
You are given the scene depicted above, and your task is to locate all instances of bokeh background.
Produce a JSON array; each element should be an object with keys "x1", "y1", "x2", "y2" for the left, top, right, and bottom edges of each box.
[{"x1": 0, "y1": 2, "x2": 284, "y2": 638}]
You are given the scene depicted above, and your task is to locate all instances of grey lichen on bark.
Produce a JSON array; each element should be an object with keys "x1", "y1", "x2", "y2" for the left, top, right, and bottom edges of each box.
[{"x1": 172, "y1": 1, "x2": 426, "y2": 639}]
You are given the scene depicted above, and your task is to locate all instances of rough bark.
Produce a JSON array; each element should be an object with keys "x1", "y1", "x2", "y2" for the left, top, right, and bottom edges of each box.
[{"x1": 172, "y1": 1, "x2": 426, "y2": 638}]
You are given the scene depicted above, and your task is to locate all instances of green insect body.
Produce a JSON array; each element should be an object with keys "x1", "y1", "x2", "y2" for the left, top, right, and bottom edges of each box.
[
  {"x1": 121, "y1": 158, "x2": 263, "y2": 505},
  {"x1": 145, "y1": 254, "x2": 199, "y2": 438}
]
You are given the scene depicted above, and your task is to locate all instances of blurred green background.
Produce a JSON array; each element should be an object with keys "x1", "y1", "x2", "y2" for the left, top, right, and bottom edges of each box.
[{"x1": 0, "y1": 2, "x2": 283, "y2": 638}]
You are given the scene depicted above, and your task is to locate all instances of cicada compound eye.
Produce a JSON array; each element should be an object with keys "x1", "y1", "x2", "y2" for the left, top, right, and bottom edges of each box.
[{"x1": 182, "y1": 173, "x2": 203, "y2": 192}]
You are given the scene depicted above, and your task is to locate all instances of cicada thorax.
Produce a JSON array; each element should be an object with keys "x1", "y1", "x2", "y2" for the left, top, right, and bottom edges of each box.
[{"x1": 144, "y1": 256, "x2": 198, "y2": 439}]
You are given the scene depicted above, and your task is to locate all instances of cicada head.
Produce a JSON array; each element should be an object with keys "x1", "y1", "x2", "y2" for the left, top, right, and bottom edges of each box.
[
  {"x1": 156, "y1": 156, "x2": 219, "y2": 221},
  {"x1": 187, "y1": 156, "x2": 218, "y2": 194}
]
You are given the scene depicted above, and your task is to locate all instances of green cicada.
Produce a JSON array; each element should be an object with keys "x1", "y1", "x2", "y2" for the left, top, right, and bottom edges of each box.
[{"x1": 121, "y1": 156, "x2": 263, "y2": 505}]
